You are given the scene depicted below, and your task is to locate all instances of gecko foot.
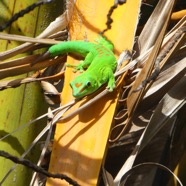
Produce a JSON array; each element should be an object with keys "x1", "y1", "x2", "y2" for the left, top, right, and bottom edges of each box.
[
  {"x1": 106, "y1": 81, "x2": 115, "y2": 92},
  {"x1": 66, "y1": 63, "x2": 84, "y2": 72}
]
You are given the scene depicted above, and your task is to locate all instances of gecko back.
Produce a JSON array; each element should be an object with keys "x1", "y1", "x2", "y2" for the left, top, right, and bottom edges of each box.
[{"x1": 96, "y1": 35, "x2": 114, "y2": 51}]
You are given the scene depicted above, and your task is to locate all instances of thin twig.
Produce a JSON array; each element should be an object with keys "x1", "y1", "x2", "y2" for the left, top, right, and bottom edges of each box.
[
  {"x1": 0, "y1": 150, "x2": 80, "y2": 186},
  {"x1": 0, "y1": 0, "x2": 54, "y2": 32}
]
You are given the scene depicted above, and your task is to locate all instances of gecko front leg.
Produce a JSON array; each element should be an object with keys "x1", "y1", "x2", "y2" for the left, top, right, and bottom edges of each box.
[
  {"x1": 103, "y1": 68, "x2": 116, "y2": 92},
  {"x1": 66, "y1": 52, "x2": 94, "y2": 72},
  {"x1": 66, "y1": 62, "x2": 85, "y2": 72}
]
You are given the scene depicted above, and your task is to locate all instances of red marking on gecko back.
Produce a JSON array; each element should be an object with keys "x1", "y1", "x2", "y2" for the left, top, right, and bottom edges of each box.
[
  {"x1": 75, "y1": 83, "x2": 83, "y2": 88},
  {"x1": 94, "y1": 46, "x2": 111, "y2": 58}
]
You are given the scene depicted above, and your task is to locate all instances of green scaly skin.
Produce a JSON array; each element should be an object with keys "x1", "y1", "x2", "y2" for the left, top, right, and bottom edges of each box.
[{"x1": 48, "y1": 36, "x2": 117, "y2": 98}]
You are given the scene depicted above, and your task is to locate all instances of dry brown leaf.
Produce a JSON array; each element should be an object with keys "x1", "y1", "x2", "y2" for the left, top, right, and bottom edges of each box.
[
  {"x1": 0, "y1": 55, "x2": 65, "y2": 79},
  {"x1": 139, "y1": 74, "x2": 186, "y2": 152},
  {"x1": 127, "y1": 0, "x2": 175, "y2": 118},
  {"x1": 138, "y1": 0, "x2": 177, "y2": 54}
]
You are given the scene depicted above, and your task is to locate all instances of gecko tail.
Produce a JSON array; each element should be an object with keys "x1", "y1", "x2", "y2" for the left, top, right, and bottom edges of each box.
[{"x1": 31, "y1": 51, "x2": 51, "y2": 66}]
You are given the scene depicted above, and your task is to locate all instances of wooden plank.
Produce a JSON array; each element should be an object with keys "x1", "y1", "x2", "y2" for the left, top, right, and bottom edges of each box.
[{"x1": 46, "y1": 0, "x2": 141, "y2": 185}]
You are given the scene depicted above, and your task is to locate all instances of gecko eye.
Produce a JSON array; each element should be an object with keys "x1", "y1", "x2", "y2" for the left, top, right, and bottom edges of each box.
[{"x1": 86, "y1": 82, "x2": 91, "y2": 87}]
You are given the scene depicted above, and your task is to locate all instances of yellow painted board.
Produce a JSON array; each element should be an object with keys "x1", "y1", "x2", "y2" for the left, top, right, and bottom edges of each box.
[{"x1": 47, "y1": 0, "x2": 141, "y2": 185}]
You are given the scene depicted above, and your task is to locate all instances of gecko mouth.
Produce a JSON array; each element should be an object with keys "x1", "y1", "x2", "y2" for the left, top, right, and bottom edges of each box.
[
  {"x1": 71, "y1": 85, "x2": 92, "y2": 98},
  {"x1": 78, "y1": 86, "x2": 87, "y2": 94},
  {"x1": 78, "y1": 82, "x2": 92, "y2": 94},
  {"x1": 70, "y1": 84, "x2": 86, "y2": 97}
]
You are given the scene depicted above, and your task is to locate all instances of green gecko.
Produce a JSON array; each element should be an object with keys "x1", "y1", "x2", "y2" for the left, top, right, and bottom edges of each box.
[{"x1": 42, "y1": 35, "x2": 117, "y2": 98}]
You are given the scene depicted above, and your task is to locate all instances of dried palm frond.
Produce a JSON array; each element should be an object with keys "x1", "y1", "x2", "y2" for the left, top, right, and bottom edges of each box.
[{"x1": 0, "y1": 0, "x2": 186, "y2": 185}]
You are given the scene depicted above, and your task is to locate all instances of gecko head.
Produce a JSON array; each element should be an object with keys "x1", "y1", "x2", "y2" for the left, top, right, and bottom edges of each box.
[{"x1": 70, "y1": 75, "x2": 100, "y2": 98}]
